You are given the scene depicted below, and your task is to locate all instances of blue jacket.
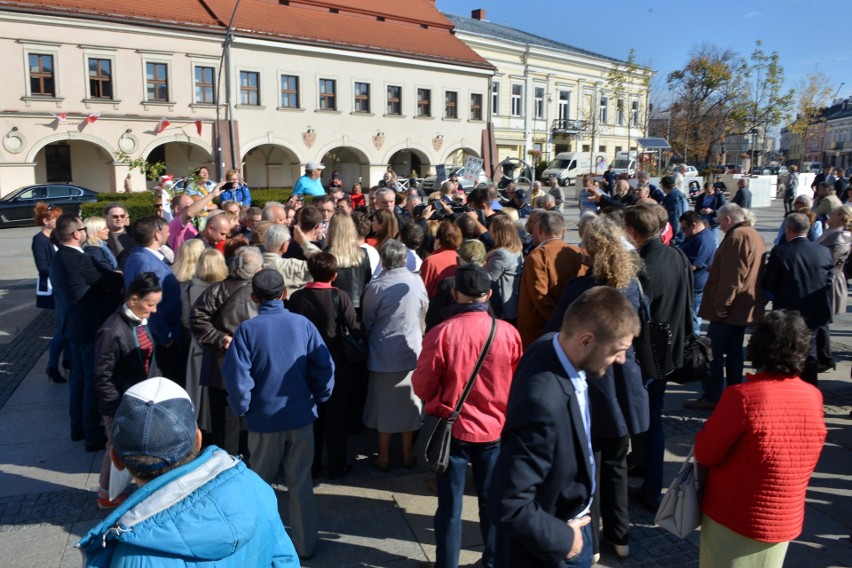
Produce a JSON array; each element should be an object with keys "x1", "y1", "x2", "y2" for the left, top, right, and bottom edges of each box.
[
  {"x1": 223, "y1": 300, "x2": 334, "y2": 432},
  {"x1": 220, "y1": 183, "x2": 252, "y2": 207},
  {"x1": 123, "y1": 247, "x2": 183, "y2": 345},
  {"x1": 678, "y1": 227, "x2": 717, "y2": 293},
  {"x1": 78, "y1": 447, "x2": 298, "y2": 567},
  {"x1": 662, "y1": 189, "x2": 689, "y2": 243},
  {"x1": 292, "y1": 175, "x2": 325, "y2": 197}
]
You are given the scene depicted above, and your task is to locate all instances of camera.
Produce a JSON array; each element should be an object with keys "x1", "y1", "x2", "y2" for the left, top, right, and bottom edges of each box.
[{"x1": 221, "y1": 182, "x2": 234, "y2": 190}]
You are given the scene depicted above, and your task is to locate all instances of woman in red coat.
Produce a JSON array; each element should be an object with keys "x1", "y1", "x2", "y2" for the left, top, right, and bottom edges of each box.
[{"x1": 695, "y1": 310, "x2": 827, "y2": 566}]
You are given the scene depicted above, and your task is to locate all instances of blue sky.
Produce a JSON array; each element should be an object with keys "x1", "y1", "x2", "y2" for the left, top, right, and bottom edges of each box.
[{"x1": 438, "y1": 0, "x2": 850, "y2": 109}]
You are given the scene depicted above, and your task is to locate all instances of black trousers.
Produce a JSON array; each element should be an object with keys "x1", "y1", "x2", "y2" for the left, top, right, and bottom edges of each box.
[
  {"x1": 592, "y1": 434, "x2": 631, "y2": 551},
  {"x1": 313, "y1": 367, "x2": 354, "y2": 478}
]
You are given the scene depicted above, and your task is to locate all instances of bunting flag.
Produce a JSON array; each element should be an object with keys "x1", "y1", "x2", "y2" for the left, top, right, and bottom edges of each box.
[
  {"x1": 50, "y1": 112, "x2": 67, "y2": 123},
  {"x1": 154, "y1": 117, "x2": 170, "y2": 135},
  {"x1": 86, "y1": 112, "x2": 101, "y2": 123},
  {"x1": 195, "y1": 120, "x2": 202, "y2": 136}
]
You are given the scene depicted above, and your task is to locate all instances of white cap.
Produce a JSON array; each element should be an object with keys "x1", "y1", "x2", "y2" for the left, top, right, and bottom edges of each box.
[{"x1": 306, "y1": 161, "x2": 325, "y2": 171}]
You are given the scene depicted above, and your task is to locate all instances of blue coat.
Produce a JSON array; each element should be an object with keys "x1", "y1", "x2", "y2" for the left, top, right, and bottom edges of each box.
[
  {"x1": 662, "y1": 189, "x2": 689, "y2": 243},
  {"x1": 219, "y1": 183, "x2": 252, "y2": 206},
  {"x1": 123, "y1": 247, "x2": 183, "y2": 345},
  {"x1": 223, "y1": 300, "x2": 334, "y2": 432},
  {"x1": 78, "y1": 446, "x2": 298, "y2": 567}
]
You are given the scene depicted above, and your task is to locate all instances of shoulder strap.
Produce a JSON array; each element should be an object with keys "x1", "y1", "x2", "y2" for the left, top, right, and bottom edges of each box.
[
  {"x1": 331, "y1": 288, "x2": 346, "y2": 334},
  {"x1": 448, "y1": 316, "x2": 497, "y2": 424}
]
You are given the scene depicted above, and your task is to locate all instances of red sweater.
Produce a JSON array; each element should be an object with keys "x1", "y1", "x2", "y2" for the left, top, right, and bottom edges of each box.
[
  {"x1": 695, "y1": 372, "x2": 826, "y2": 542},
  {"x1": 420, "y1": 247, "x2": 458, "y2": 299}
]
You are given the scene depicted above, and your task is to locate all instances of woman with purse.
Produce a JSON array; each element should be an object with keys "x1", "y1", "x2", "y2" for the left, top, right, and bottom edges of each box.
[
  {"x1": 695, "y1": 310, "x2": 826, "y2": 567},
  {"x1": 288, "y1": 252, "x2": 361, "y2": 480},
  {"x1": 412, "y1": 264, "x2": 523, "y2": 568},
  {"x1": 32, "y1": 202, "x2": 66, "y2": 383}
]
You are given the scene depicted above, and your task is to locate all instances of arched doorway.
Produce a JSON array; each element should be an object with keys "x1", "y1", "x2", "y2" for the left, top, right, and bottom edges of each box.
[
  {"x1": 242, "y1": 144, "x2": 300, "y2": 189},
  {"x1": 387, "y1": 148, "x2": 430, "y2": 179},
  {"x1": 145, "y1": 141, "x2": 213, "y2": 183},
  {"x1": 320, "y1": 146, "x2": 369, "y2": 189},
  {"x1": 443, "y1": 147, "x2": 481, "y2": 167},
  {"x1": 33, "y1": 140, "x2": 113, "y2": 191}
]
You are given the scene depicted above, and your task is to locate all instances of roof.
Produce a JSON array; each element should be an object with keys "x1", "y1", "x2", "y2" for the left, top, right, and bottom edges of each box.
[
  {"x1": 443, "y1": 12, "x2": 625, "y2": 65},
  {"x1": 2, "y1": 0, "x2": 494, "y2": 70}
]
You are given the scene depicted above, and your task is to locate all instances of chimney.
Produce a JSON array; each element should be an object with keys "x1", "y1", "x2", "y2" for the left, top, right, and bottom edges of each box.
[{"x1": 471, "y1": 8, "x2": 485, "y2": 20}]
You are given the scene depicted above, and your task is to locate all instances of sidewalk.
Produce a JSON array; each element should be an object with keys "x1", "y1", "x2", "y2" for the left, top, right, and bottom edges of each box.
[{"x1": 1, "y1": 200, "x2": 851, "y2": 567}]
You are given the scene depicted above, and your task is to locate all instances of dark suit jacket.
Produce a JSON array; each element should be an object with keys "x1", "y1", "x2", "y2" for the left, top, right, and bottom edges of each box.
[
  {"x1": 488, "y1": 334, "x2": 593, "y2": 567},
  {"x1": 732, "y1": 187, "x2": 752, "y2": 209},
  {"x1": 764, "y1": 237, "x2": 833, "y2": 329},
  {"x1": 50, "y1": 245, "x2": 124, "y2": 342}
]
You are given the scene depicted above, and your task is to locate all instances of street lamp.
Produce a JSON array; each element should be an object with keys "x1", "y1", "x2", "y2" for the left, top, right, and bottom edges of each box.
[{"x1": 214, "y1": 0, "x2": 243, "y2": 180}]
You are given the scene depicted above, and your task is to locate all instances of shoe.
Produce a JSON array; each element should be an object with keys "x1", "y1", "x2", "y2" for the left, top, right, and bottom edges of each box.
[
  {"x1": 47, "y1": 366, "x2": 67, "y2": 383},
  {"x1": 62, "y1": 358, "x2": 72, "y2": 371},
  {"x1": 683, "y1": 396, "x2": 717, "y2": 410},
  {"x1": 370, "y1": 456, "x2": 391, "y2": 473},
  {"x1": 97, "y1": 490, "x2": 130, "y2": 510},
  {"x1": 628, "y1": 485, "x2": 660, "y2": 513},
  {"x1": 816, "y1": 361, "x2": 836, "y2": 373},
  {"x1": 608, "y1": 541, "x2": 630, "y2": 558},
  {"x1": 327, "y1": 465, "x2": 352, "y2": 480},
  {"x1": 71, "y1": 430, "x2": 84, "y2": 442}
]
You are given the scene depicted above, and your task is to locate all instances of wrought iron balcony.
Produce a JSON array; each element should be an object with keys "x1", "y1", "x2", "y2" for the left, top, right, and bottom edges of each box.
[{"x1": 551, "y1": 118, "x2": 587, "y2": 135}]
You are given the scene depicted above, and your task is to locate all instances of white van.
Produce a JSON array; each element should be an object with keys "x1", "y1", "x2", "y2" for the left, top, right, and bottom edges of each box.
[
  {"x1": 541, "y1": 152, "x2": 608, "y2": 186},
  {"x1": 611, "y1": 151, "x2": 637, "y2": 177}
]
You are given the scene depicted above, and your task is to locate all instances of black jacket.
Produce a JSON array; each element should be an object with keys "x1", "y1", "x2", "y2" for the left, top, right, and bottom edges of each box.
[
  {"x1": 94, "y1": 309, "x2": 154, "y2": 416},
  {"x1": 764, "y1": 237, "x2": 833, "y2": 329},
  {"x1": 329, "y1": 247, "x2": 371, "y2": 310}
]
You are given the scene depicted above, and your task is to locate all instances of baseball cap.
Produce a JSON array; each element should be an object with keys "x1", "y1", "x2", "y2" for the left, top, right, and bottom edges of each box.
[
  {"x1": 111, "y1": 377, "x2": 197, "y2": 472},
  {"x1": 306, "y1": 161, "x2": 326, "y2": 171},
  {"x1": 252, "y1": 268, "x2": 286, "y2": 300},
  {"x1": 457, "y1": 239, "x2": 486, "y2": 265},
  {"x1": 454, "y1": 264, "x2": 492, "y2": 297},
  {"x1": 514, "y1": 188, "x2": 528, "y2": 201}
]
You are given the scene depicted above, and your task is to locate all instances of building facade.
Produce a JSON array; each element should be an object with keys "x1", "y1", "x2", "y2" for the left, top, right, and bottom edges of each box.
[
  {"x1": 0, "y1": 0, "x2": 493, "y2": 197},
  {"x1": 445, "y1": 10, "x2": 651, "y2": 173}
]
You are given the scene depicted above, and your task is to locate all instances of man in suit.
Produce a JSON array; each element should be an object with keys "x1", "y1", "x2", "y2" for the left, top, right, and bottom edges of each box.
[
  {"x1": 763, "y1": 213, "x2": 833, "y2": 385},
  {"x1": 50, "y1": 214, "x2": 124, "y2": 451},
  {"x1": 517, "y1": 211, "x2": 585, "y2": 347},
  {"x1": 123, "y1": 216, "x2": 184, "y2": 385},
  {"x1": 489, "y1": 287, "x2": 640, "y2": 567},
  {"x1": 731, "y1": 178, "x2": 752, "y2": 209}
]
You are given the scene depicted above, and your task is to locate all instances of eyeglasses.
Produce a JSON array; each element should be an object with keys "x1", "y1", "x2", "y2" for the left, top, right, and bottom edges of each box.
[
  {"x1": 75, "y1": 226, "x2": 87, "y2": 233},
  {"x1": 111, "y1": 214, "x2": 127, "y2": 219}
]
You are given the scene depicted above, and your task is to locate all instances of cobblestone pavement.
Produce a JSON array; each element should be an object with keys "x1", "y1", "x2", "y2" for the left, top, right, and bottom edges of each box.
[{"x1": 0, "y1": 309, "x2": 53, "y2": 408}]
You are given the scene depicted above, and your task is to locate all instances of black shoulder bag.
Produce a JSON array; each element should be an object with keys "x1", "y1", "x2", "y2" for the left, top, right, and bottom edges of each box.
[
  {"x1": 331, "y1": 289, "x2": 368, "y2": 363},
  {"x1": 415, "y1": 315, "x2": 497, "y2": 474}
]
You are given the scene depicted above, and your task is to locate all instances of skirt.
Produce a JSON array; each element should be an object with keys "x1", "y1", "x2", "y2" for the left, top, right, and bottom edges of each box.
[
  {"x1": 699, "y1": 515, "x2": 789, "y2": 568},
  {"x1": 363, "y1": 370, "x2": 423, "y2": 433}
]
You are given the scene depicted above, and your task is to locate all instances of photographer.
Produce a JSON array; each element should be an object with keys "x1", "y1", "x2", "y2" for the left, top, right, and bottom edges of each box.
[{"x1": 218, "y1": 169, "x2": 252, "y2": 207}]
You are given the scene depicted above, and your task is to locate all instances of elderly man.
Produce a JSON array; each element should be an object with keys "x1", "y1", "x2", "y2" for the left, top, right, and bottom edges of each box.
[
  {"x1": 731, "y1": 178, "x2": 752, "y2": 209},
  {"x1": 813, "y1": 181, "x2": 842, "y2": 220},
  {"x1": 590, "y1": 179, "x2": 634, "y2": 210},
  {"x1": 637, "y1": 171, "x2": 664, "y2": 203},
  {"x1": 293, "y1": 161, "x2": 326, "y2": 197},
  {"x1": 673, "y1": 164, "x2": 687, "y2": 193},
  {"x1": 262, "y1": 224, "x2": 312, "y2": 296},
  {"x1": 78, "y1": 377, "x2": 297, "y2": 567},
  {"x1": 686, "y1": 203, "x2": 765, "y2": 410},
  {"x1": 774, "y1": 194, "x2": 823, "y2": 244},
  {"x1": 261, "y1": 201, "x2": 288, "y2": 225},
  {"x1": 546, "y1": 177, "x2": 563, "y2": 208},
  {"x1": 517, "y1": 211, "x2": 586, "y2": 347}
]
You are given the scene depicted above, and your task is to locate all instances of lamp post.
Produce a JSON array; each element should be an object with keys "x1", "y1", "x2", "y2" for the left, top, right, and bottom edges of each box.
[{"x1": 214, "y1": 0, "x2": 243, "y2": 180}]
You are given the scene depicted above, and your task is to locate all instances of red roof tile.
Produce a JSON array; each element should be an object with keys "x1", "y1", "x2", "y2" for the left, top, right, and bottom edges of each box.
[{"x1": 3, "y1": 0, "x2": 493, "y2": 70}]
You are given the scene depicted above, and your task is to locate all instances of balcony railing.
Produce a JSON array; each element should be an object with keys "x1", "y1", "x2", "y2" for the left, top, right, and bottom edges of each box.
[{"x1": 551, "y1": 118, "x2": 587, "y2": 135}]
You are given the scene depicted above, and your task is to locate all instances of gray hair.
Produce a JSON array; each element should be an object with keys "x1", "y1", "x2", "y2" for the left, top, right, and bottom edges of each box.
[
  {"x1": 375, "y1": 187, "x2": 395, "y2": 202},
  {"x1": 793, "y1": 194, "x2": 813, "y2": 207},
  {"x1": 230, "y1": 246, "x2": 264, "y2": 280},
  {"x1": 379, "y1": 239, "x2": 407, "y2": 270},
  {"x1": 262, "y1": 202, "x2": 285, "y2": 222},
  {"x1": 718, "y1": 203, "x2": 746, "y2": 223},
  {"x1": 264, "y1": 224, "x2": 291, "y2": 252},
  {"x1": 536, "y1": 210, "x2": 565, "y2": 237},
  {"x1": 578, "y1": 211, "x2": 599, "y2": 232},
  {"x1": 785, "y1": 212, "x2": 810, "y2": 235}
]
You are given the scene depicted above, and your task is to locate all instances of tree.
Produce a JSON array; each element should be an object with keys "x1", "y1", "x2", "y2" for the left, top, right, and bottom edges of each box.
[
  {"x1": 114, "y1": 150, "x2": 166, "y2": 181},
  {"x1": 666, "y1": 44, "x2": 745, "y2": 165},
  {"x1": 605, "y1": 48, "x2": 652, "y2": 153},
  {"x1": 787, "y1": 71, "x2": 834, "y2": 163}
]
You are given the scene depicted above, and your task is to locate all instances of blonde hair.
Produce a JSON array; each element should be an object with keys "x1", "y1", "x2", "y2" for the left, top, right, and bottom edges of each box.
[
  {"x1": 831, "y1": 204, "x2": 852, "y2": 230},
  {"x1": 172, "y1": 239, "x2": 206, "y2": 282},
  {"x1": 581, "y1": 216, "x2": 642, "y2": 290},
  {"x1": 499, "y1": 207, "x2": 519, "y2": 223},
  {"x1": 83, "y1": 216, "x2": 107, "y2": 246},
  {"x1": 326, "y1": 210, "x2": 363, "y2": 268},
  {"x1": 195, "y1": 249, "x2": 228, "y2": 283},
  {"x1": 489, "y1": 214, "x2": 522, "y2": 253}
]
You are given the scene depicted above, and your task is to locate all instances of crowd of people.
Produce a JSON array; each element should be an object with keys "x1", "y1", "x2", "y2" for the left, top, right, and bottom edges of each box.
[{"x1": 29, "y1": 161, "x2": 841, "y2": 567}]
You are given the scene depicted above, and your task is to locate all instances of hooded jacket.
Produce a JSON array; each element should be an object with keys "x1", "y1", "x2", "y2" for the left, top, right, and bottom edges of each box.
[{"x1": 78, "y1": 446, "x2": 298, "y2": 567}]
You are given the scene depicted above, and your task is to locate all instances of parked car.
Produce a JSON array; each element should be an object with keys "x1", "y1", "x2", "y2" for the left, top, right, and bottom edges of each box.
[
  {"x1": 420, "y1": 166, "x2": 489, "y2": 193},
  {"x1": 724, "y1": 164, "x2": 742, "y2": 174},
  {"x1": 0, "y1": 183, "x2": 98, "y2": 228},
  {"x1": 670, "y1": 164, "x2": 699, "y2": 176}
]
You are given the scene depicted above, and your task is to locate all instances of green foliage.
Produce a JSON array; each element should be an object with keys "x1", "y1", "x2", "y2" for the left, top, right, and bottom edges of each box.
[
  {"x1": 249, "y1": 188, "x2": 294, "y2": 208},
  {"x1": 114, "y1": 150, "x2": 167, "y2": 181}
]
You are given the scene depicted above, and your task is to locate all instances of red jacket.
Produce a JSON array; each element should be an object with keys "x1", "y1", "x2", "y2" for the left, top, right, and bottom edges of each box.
[
  {"x1": 412, "y1": 309, "x2": 523, "y2": 443},
  {"x1": 695, "y1": 372, "x2": 826, "y2": 542},
  {"x1": 420, "y1": 247, "x2": 458, "y2": 299}
]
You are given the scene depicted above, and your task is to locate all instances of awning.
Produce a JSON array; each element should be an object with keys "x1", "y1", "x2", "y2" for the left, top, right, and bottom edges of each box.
[{"x1": 637, "y1": 137, "x2": 671, "y2": 149}]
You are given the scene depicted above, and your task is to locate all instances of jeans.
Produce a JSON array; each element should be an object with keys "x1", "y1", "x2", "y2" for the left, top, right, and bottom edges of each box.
[
  {"x1": 566, "y1": 523, "x2": 594, "y2": 568},
  {"x1": 69, "y1": 340, "x2": 103, "y2": 445},
  {"x1": 692, "y1": 291, "x2": 704, "y2": 335},
  {"x1": 434, "y1": 440, "x2": 500, "y2": 568},
  {"x1": 704, "y1": 321, "x2": 746, "y2": 402}
]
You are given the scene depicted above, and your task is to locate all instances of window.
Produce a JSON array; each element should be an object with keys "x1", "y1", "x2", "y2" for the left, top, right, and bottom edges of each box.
[
  {"x1": 582, "y1": 144, "x2": 590, "y2": 152},
  {"x1": 492, "y1": 82, "x2": 500, "y2": 115},
  {"x1": 470, "y1": 93, "x2": 483, "y2": 121},
  {"x1": 354, "y1": 82, "x2": 370, "y2": 113},
  {"x1": 630, "y1": 100, "x2": 640, "y2": 127},
  {"x1": 146, "y1": 62, "x2": 169, "y2": 101},
  {"x1": 239, "y1": 71, "x2": 260, "y2": 106},
  {"x1": 29, "y1": 53, "x2": 55, "y2": 96},
  {"x1": 386, "y1": 85, "x2": 401, "y2": 115},
  {"x1": 558, "y1": 90, "x2": 570, "y2": 121},
  {"x1": 598, "y1": 96, "x2": 608, "y2": 124},
  {"x1": 511, "y1": 83, "x2": 523, "y2": 117},
  {"x1": 617, "y1": 98, "x2": 625, "y2": 125},
  {"x1": 534, "y1": 86, "x2": 545, "y2": 119},
  {"x1": 194, "y1": 66, "x2": 214, "y2": 104},
  {"x1": 417, "y1": 88, "x2": 431, "y2": 117},
  {"x1": 444, "y1": 91, "x2": 458, "y2": 119},
  {"x1": 87, "y1": 58, "x2": 112, "y2": 99},
  {"x1": 280, "y1": 75, "x2": 299, "y2": 108},
  {"x1": 599, "y1": 145, "x2": 606, "y2": 153},
  {"x1": 319, "y1": 78, "x2": 336, "y2": 110}
]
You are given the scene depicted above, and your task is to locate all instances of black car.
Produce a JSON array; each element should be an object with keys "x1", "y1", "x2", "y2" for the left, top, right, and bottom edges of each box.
[{"x1": 0, "y1": 183, "x2": 98, "y2": 228}]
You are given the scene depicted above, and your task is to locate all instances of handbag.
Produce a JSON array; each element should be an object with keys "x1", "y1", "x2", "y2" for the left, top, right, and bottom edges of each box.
[
  {"x1": 635, "y1": 280, "x2": 673, "y2": 383},
  {"x1": 655, "y1": 448, "x2": 706, "y2": 538},
  {"x1": 668, "y1": 334, "x2": 712, "y2": 385},
  {"x1": 331, "y1": 290, "x2": 368, "y2": 363},
  {"x1": 415, "y1": 315, "x2": 497, "y2": 474}
]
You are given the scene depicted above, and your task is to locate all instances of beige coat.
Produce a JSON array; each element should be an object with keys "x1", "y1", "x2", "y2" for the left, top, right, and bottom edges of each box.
[{"x1": 817, "y1": 227, "x2": 851, "y2": 314}]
